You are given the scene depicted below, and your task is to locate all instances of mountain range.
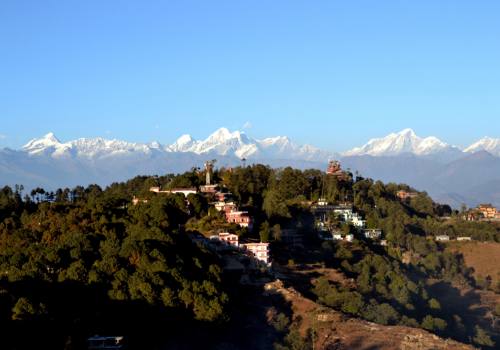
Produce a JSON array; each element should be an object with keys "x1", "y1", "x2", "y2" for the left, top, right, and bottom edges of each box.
[{"x1": 1, "y1": 128, "x2": 499, "y2": 208}]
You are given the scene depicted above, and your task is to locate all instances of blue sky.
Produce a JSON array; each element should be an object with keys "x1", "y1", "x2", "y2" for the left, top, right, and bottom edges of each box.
[{"x1": 0, "y1": 1, "x2": 499, "y2": 152}]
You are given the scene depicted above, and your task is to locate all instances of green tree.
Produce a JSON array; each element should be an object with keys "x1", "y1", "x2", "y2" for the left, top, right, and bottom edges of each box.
[
  {"x1": 259, "y1": 221, "x2": 270, "y2": 243},
  {"x1": 473, "y1": 326, "x2": 495, "y2": 347}
]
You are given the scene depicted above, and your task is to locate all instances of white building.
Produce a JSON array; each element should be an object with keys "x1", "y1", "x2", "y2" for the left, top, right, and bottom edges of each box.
[
  {"x1": 332, "y1": 233, "x2": 343, "y2": 240},
  {"x1": 242, "y1": 242, "x2": 270, "y2": 265},
  {"x1": 364, "y1": 229, "x2": 382, "y2": 240},
  {"x1": 218, "y1": 232, "x2": 239, "y2": 248},
  {"x1": 435, "y1": 235, "x2": 450, "y2": 242},
  {"x1": 351, "y1": 214, "x2": 366, "y2": 229},
  {"x1": 333, "y1": 208, "x2": 366, "y2": 229},
  {"x1": 150, "y1": 186, "x2": 197, "y2": 197}
]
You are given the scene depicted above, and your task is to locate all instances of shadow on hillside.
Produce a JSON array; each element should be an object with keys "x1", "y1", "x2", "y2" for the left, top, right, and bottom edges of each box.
[
  {"x1": 0, "y1": 275, "x2": 293, "y2": 350},
  {"x1": 427, "y1": 280, "x2": 498, "y2": 342}
]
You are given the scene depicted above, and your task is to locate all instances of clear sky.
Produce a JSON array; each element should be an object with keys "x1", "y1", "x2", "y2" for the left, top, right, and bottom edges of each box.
[{"x1": 1, "y1": 1, "x2": 499, "y2": 152}]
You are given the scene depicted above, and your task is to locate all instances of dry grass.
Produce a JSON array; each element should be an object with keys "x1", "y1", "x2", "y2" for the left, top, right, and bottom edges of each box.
[{"x1": 447, "y1": 241, "x2": 500, "y2": 283}]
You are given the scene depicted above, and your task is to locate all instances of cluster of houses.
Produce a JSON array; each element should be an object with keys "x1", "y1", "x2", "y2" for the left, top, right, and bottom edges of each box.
[
  {"x1": 312, "y1": 199, "x2": 385, "y2": 244},
  {"x1": 209, "y1": 188, "x2": 253, "y2": 230},
  {"x1": 133, "y1": 162, "x2": 269, "y2": 267},
  {"x1": 463, "y1": 204, "x2": 500, "y2": 221},
  {"x1": 190, "y1": 231, "x2": 270, "y2": 267},
  {"x1": 207, "y1": 232, "x2": 270, "y2": 266}
]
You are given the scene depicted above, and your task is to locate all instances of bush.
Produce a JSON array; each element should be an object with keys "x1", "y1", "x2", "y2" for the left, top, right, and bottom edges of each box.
[
  {"x1": 473, "y1": 326, "x2": 495, "y2": 347},
  {"x1": 421, "y1": 315, "x2": 447, "y2": 332}
]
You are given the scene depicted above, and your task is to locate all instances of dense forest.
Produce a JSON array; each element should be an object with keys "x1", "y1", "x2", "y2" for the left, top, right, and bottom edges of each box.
[{"x1": 0, "y1": 164, "x2": 498, "y2": 349}]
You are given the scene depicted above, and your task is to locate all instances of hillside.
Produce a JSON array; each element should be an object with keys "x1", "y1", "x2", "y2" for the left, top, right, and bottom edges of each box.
[
  {"x1": 447, "y1": 241, "x2": 500, "y2": 286},
  {"x1": 265, "y1": 279, "x2": 474, "y2": 350},
  {"x1": 0, "y1": 164, "x2": 499, "y2": 349}
]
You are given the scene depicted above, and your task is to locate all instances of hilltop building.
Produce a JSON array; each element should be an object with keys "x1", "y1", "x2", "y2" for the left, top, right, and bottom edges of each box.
[
  {"x1": 150, "y1": 186, "x2": 197, "y2": 197},
  {"x1": 326, "y1": 160, "x2": 350, "y2": 181},
  {"x1": 397, "y1": 190, "x2": 418, "y2": 201},
  {"x1": 477, "y1": 204, "x2": 497, "y2": 219}
]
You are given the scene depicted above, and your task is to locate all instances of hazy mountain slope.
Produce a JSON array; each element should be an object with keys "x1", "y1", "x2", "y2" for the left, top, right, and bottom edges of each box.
[
  {"x1": 464, "y1": 137, "x2": 500, "y2": 157},
  {"x1": 342, "y1": 151, "x2": 500, "y2": 207},
  {"x1": 1, "y1": 128, "x2": 499, "y2": 207},
  {"x1": 343, "y1": 128, "x2": 463, "y2": 161}
]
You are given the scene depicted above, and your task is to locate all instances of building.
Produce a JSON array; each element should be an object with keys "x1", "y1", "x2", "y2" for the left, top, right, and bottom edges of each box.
[
  {"x1": 132, "y1": 196, "x2": 148, "y2": 205},
  {"x1": 478, "y1": 204, "x2": 497, "y2": 219},
  {"x1": 435, "y1": 235, "x2": 450, "y2": 242},
  {"x1": 351, "y1": 213, "x2": 366, "y2": 229},
  {"x1": 150, "y1": 186, "x2": 197, "y2": 197},
  {"x1": 200, "y1": 184, "x2": 219, "y2": 193},
  {"x1": 214, "y1": 201, "x2": 238, "y2": 213},
  {"x1": 149, "y1": 186, "x2": 168, "y2": 193},
  {"x1": 326, "y1": 160, "x2": 350, "y2": 181},
  {"x1": 345, "y1": 234, "x2": 354, "y2": 242},
  {"x1": 397, "y1": 190, "x2": 418, "y2": 201},
  {"x1": 87, "y1": 336, "x2": 126, "y2": 350},
  {"x1": 168, "y1": 188, "x2": 198, "y2": 197},
  {"x1": 242, "y1": 242, "x2": 270, "y2": 265},
  {"x1": 332, "y1": 233, "x2": 343, "y2": 240},
  {"x1": 215, "y1": 191, "x2": 233, "y2": 202},
  {"x1": 363, "y1": 229, "x2": 382, "y2": 240},
  {"x1": 226, "y1": 210, "x2": 253, "y2": 229},
  {"x1": 462, "y1": 211, "x2": 481, "y2": 221},
  {"x1": 218, "y1": 232, "x2": 239, "y2": 248},
  {"x1": 456, "y1": 236, "x2": 472, "y2": 241}
]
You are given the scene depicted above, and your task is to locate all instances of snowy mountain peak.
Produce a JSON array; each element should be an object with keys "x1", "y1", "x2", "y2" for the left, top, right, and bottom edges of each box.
[
  {"x1": 162, "y1": 127, "x2": 333, "y2": 160},
  {"x1": 169, "y1": 134, "x2": 197, "y2": 152},
  {"x1": 397, "y1": 128, "x2": 417, "y2": 137},
  {"x1": 464, "y1": 137, "x2": 500, "y2": 157},
  {"x1": 207, "y1": 127, "x2": 232, "y2": 141},
  {"x1": 43, "y1": 132, "x2": 60, "y2": 143},
  {"x1": 343, "y1": 129, "x2": 456, "y2": 157},
  {"x1": 23, "y1": 132, "x2": 63, "y2": 154}
]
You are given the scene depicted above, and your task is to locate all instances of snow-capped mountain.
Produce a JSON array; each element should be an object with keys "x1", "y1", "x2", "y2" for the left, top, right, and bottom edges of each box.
[
  {"x1": 342, "y1": 128, "x2": 462, "y2": 158},
  {"x1": 166, "y1": 127, "x2": 334, "y2": 160},
  {"x1": 20, "y1": 127, "x2": 335, "y2": 162},
  {"x1": 464, "y1": 137, "x2": 500, "y2": 157},
  {"x1": 167, "y1": 128, "x2": 260, "y2": 158},
  {"x1": 3, "y1": 127, "x2": 500, "y2": 208},
  {"x1": 23, "y1": 133, "x2": 160, "y2": 159}
]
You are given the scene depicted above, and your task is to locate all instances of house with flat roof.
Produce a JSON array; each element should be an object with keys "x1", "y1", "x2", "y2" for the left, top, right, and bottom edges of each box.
[
  {"x1": 241, "y1": 242, "x2": 270, "y2": 265},
  {"x1": 226, "y1": 210, "x2": 253, "y2": 230},
  {"x1": 363, "y1": 229, "x2": 382, "y2": 240}
]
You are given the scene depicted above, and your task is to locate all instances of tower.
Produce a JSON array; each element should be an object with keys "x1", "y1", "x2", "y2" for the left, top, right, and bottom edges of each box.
[{"x1": 204, "y1": 160, "x2": 216, "y2": 185}]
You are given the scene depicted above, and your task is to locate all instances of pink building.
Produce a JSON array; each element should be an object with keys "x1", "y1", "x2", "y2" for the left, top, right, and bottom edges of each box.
[{"x1": 226, "y1": 210, "x2": 253, "y2": 229}]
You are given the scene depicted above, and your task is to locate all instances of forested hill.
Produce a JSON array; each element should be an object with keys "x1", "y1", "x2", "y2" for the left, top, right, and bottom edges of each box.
[{"x1": 0, "y1": 164, "x2": 498, "y2": 349}]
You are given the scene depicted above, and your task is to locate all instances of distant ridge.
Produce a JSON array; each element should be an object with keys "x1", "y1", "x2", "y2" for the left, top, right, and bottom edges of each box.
[
  {"x1": 1, "y1": 128, "x2": 499, "y2": 207},
  {"x1": 342, "y1": 128, "x2": 463, "y2": 159},
  {"x1": 22, "y1": 127, "x2": 337, "y2": 162}
]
